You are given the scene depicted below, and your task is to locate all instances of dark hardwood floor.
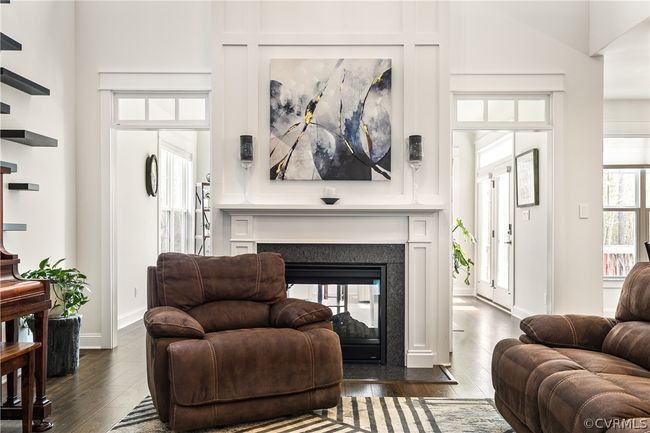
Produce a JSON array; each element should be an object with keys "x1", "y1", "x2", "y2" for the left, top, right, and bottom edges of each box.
[{"x1": 1, "y1": 296, "x2": 520, "y2": 433}]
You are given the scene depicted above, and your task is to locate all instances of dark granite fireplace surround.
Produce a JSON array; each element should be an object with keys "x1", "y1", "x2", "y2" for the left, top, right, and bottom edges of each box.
[{"x1": 257, "y1": 243, "x2": 405, "y2": 367}]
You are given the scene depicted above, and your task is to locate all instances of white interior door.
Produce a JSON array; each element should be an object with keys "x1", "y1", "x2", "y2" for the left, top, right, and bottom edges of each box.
[
  {"x1": 475, "y1": 165, "x2": 514, "y2": 309},
  {"x1": 492, "y1": 166, "x2": 514, "y2": 309}
]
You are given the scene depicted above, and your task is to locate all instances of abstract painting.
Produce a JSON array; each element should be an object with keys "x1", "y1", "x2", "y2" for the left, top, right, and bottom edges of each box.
[{"x1": 270, "y1": 59, "x2": 392, "y2": 181}]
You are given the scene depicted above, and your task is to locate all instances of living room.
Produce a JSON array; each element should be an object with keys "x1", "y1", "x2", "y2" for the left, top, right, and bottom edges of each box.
[{"x1": 1, "y1": 1, "x2": 649, "y2": 432}]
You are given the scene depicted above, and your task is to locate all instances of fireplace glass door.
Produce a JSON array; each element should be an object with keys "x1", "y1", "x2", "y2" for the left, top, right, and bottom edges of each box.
[{"x1": 285, "y1": 264, "x2": 386, "y2": 363}]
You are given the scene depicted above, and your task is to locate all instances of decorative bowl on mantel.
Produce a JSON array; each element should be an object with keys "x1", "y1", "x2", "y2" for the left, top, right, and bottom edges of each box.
[{"x1": 320, "y1": 197, "x2": 339, "y2": 205}]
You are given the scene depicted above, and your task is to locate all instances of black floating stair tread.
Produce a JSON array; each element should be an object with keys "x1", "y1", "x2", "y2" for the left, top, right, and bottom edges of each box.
[
  {"x1": 0, "y1": 102, "x2": 9, "y2": 114},
  {"x1": 8, "y1": 183, "x2": 39, "y2": 191},
  {"x1": 3, "y1": 224, "x2": 26, "y2": 232},
  {"x1": 0, "y1": 160, "x2": 17, "y2": 173},
  {"x1": 0, "y1": 68, "x2": 50, "y2": 95},
  {"x1": 1, "y1": 130, "x2": 58, "y2": 147},
  {"x1": 0, "y1": 0, "x2": 10, "y2": 4},
  {"x1": 1, "y1": 33, "x2": 21, "y2": 51}
]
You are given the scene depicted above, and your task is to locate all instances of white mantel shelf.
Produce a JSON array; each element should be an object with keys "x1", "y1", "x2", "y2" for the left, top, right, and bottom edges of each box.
[{"x1": 218, "y1": 203, "x2": 445, "y2": 215}]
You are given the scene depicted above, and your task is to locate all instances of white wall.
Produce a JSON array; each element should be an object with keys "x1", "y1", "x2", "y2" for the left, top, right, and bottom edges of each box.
[
  {"x1": 115, "y1": 130, "x2": 158, "y2": 329},
  {"x1": 196, "y1": 131, "x2": 211, "y2": 184},
  {"x1": 514, "y1": 131, "x2": 550, "y2": 318},
  {"x1": 1, "y1": 1, "x2": 76, "y2": 273},
  {"x1": 451, "y1": 1, "x2": 604, "y2": 315},
  {"x1": 590, "y1": 0, "x2": 650, "y2": 54},
  {"x1": 75, "y1": 1, "x2": 211, "y2": 347},
  {"x1": 452, "y1": 131, "x2": 476, "y2": 295}
]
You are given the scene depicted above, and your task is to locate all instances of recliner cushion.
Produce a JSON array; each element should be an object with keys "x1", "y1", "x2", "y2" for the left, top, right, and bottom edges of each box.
[
  {"x1": 556, "y1": 347, "x2": 650, "y2": 378},
  {"x1": 156, "y1": 252, "x2": 285, "y2": 310},
  {"x1": 537, "y1": 369, "x2": 650, "y2": 433},
  {"x1": 167, "y1": 328, "x2": 342, "y2": 406},
  {"x1": 188, "y1": 300, "x2": 270, "y2": 332},
  {"x1": 603, "y1": 322, "x2": 650, "y2": 371},
  {"x1": 616, "y1": 262, "x2": 650, "y2": 322},
  {"x1": 492, "y1": 339, "x2": 584, "y2": 433}
]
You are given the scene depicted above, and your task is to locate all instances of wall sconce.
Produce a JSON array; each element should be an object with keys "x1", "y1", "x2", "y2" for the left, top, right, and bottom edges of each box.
[
  {"x1": 407, "y1": 135, "x2": 423, "y2": 204},
  {"x1": 240, "y1": 135, "x2": 254, "y2": 203},
  {"x1": 240, "y1": 135, "x2": 254, "y2": 168}
]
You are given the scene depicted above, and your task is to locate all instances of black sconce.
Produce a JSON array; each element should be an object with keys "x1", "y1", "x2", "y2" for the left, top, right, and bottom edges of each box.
[
  {"x1": 240, "y1": 135, "x2": 254, "y2": 167},
  {"x1": 407, "y1": 135, "x2": 423, "y2": 167}
]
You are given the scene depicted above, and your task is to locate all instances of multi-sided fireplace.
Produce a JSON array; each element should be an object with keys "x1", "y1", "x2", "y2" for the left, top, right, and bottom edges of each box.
[{"x1": 285, "y1": 263, "x2": 387, "y2": 364}]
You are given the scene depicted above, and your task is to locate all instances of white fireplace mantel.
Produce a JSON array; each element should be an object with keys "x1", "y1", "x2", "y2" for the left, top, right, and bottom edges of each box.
[
  {"x1": 215, "y1": 203, "x2": 450, "y2": 368},
  {"x1": 219, "y1": 203, "x2": 445, "y2": 215}
]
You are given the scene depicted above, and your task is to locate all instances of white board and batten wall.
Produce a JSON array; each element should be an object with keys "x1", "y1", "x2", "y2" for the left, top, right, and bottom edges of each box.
[{"x1": 212, "y1": 2, "x2": 452, "y2": 367}]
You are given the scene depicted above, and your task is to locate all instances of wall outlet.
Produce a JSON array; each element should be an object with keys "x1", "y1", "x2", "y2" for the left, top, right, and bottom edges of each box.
[{"x1": 522, "y1": 210, "x2": 530, "y2": 221}]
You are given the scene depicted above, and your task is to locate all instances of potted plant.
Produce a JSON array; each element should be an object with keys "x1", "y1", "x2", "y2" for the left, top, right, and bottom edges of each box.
[
  {"x1": 452, "y1": 218, "x2": 476, "y2": 285},
  {"x1": 23, "y1": 258, "x2": 90, "y2": 377}
]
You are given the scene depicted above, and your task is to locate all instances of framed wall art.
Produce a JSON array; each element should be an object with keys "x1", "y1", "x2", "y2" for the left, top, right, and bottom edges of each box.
[
  {"x1": 270, "y1": 58, "x2": 392, "y2": 181},
  {"x1": 515, "y1": 148, "x2": 539, "y2": 207}
]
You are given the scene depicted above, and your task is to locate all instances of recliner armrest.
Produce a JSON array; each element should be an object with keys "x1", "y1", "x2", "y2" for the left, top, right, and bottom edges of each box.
[
  {"x1": 144, "y1": 306, "x2": 205, "y2": 339},
  {"x1": 270, "y1": 298, "x2": 332, "y2": 329},
  {"x1": 520, "y1": 314, "x2": 617, "y2": 351}
]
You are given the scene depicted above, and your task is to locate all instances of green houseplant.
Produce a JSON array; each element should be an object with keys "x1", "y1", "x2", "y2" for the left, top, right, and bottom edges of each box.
[
  {"x1": 23, "y1": 258, "x2": 90, "y2": 376},
  {"x1": 452, "y1": 218, "x2": 476, "y2": 286}
]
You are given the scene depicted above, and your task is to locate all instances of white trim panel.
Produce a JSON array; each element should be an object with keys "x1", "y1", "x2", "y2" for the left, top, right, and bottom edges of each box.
[
  {"x1": 451, "y1": 74, "x2": 566, "y2": 93},
  {"x1": 99, "y1": 72, "x2": 211, "y2": 91}
]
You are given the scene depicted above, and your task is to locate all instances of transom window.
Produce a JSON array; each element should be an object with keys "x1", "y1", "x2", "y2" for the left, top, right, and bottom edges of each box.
[
  {"x1": 454, "y1": 95, "x2": 550, "y2": 127},
  {"x1": 114, "y1": 93, "x2": 209, "y2": 127},
  {"x1": 603, "y1": 136, "x2": 650, "y2": 278}
]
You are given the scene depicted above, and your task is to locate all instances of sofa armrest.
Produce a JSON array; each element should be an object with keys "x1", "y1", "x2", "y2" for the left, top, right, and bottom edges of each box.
[
  {"x1": 270, "y1": 298, "x2": 332, "y2": 329},
  {"x1": 520, "y1": 314, "x2": 617, "y2": 351},
  {"x1": 144, "y1": 306, "x2": 205, "y2": 339}
]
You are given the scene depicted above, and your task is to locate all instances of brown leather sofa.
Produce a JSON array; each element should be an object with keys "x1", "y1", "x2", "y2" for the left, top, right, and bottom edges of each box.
[
  {"x1": 144, "y1": 252, "x2": 343, "y2": 432},
  {"x1": 492, "y1": 262, "x2": 650, "y2": 433}
]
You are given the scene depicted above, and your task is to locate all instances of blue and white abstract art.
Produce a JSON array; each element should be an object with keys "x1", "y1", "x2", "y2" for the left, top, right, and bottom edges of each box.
[{"x1": 270, "y1": 58, "x2": 392, "y2": 181}]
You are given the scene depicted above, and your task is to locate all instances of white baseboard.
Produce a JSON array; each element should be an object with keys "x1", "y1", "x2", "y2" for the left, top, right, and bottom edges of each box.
[
  {"x1": 406, "y1": 350, "x2": 436, "y2": 368},
  {"x1": 511, "y1": 305, "x2": 535, "y2": 320},
  {"x1": 118, "y1": 307, "x2": 146, "y2": 330},
  {"x1": 453, "y1": 286, "x2": 475, "y2": 297},
  {"x1": 80, "y1": 332, "x2": 106, "y2": 349}
]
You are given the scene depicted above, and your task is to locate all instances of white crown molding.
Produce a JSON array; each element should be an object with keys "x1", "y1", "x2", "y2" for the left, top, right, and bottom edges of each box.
[{"x1": 98, "y1": 72, "x2": 211, "y2": 91}]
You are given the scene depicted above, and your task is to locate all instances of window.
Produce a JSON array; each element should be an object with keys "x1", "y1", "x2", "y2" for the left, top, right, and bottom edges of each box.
[
  {"x1": 454, "y1": 95, "x2": 549, "y2": 126},
  {"x1": 114, "y1": 93, "x2": 209, "y2": 126},
  {"x1": 603, "y1": 137, "x2": 650, "y2": 278},
  {"x1": 159, "y1": 146, "x2": 192, "y2": 254}
]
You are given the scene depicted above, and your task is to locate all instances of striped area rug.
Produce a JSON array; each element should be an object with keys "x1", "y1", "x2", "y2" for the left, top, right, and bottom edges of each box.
[{"x1": 111, "y1": 396, "x2": 513, "y2": 432}]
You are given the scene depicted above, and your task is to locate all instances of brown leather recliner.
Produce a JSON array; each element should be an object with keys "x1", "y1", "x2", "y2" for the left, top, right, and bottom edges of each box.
[
  {"x1": 144, "y1": 252, "x2": 343, "y2": 432},
  {"x1": 492, "y1": 262, "x2": 650, "y2": 433}
]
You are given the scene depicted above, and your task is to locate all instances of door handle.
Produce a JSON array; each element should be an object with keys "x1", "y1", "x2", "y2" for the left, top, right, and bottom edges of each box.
[{"x1": 504, "y1": 241, "x2": 512, "y2": 245}]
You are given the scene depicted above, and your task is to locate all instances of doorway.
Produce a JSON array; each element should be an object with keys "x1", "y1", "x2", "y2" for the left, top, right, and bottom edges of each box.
[
  {"x1": 114, "y1": 129, "x2": 210, "y2": 330},
  {"x1": 111, "y1": 92, "x2": 211, "y2": 333},
  {"x1": 453, "y1": 127, "x2": 550, "y2": 315}
]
